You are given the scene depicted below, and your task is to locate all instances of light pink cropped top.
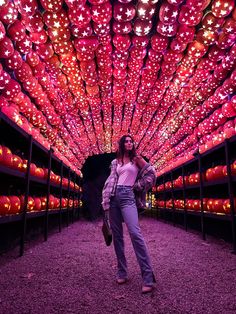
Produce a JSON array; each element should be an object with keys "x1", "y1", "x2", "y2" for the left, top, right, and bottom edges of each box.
[{"x1": 116, "y1": 162, "x2": 139, "y2": 186}]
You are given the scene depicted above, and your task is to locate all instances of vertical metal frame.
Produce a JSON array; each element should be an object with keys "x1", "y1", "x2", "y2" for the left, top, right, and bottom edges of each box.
[
  {"x1": 225, "y1": 139, "x2": 236, "y2": 253},
  {"x1": 44, "y1": 148, "x2": 52, "y2": 241},
  {"x1": 155, "y1": 181, "x2": 158, "y2": 220},
  {"x1": 66, "y1": 168, "x2": 71, "y2": 227},
  {"x1": 163, "y1": 174, "x2": 166, "y2": 221},
  {"x1": 20, "y1": 135, "x2": 33, "y2": 256},
  {"x1": 182, "y1": 166, "x2": 187, "y2": 231},
  {"x1": 198, "y1": 152, "x2": 206, "y2": 241},
  {"x1": 170, "y1": 171, "x2": 175, "y2": 226},
  {"x1": 72, "y1": 171, "x2": 76, "y2": 223},
  {"x1": 59, "y1": 161, "x2": 63, "y2": 232},
  {"x1": 78, "y1": 176, "x2": 82, "y2": 220}
]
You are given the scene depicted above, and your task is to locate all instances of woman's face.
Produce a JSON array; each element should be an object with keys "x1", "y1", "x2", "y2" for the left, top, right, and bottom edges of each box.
[{"x1": 124, "y1": 137, "x2": 133, "y2": 152}]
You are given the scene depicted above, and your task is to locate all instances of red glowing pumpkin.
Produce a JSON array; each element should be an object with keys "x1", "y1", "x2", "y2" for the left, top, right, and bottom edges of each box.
[
  {"x1": 54, "y1": 198, "x2": 60, "y2": 209},
  {"x1": 34, "y1": 167, "x2": 45, "y2": 179},
  {"x1": 205, "y1": 168, "x2": 214, "y2": 181},
  {"x1": 19, "y1": 196, "x2": 35, "y2": 212},
  {"x1": 49, "y1": 195, "x2": 55, "y2": 209},
  {"x1": 12, "y1": 155, "x2": 23, "y2": 171},
  {"x1": 69, "y1": 199, "x2": 74, "y2": 208},
  {"x1": 207, "y1": 199, "x2": 214, "y2": 212},
  {"x1": 40, "y1": 197, "x2": 47, "y2": 210},
  {"x1": 0, "y1": 196, "x2": 11, "y2": 215},
  {"x1": 213, "y1": 165, "x2": 224, "y2": 180},
  {"x1": 231, "y1": 160, "x2": 236, "y2": 175},
  {"x1": 29, "y1": 163, "x2": 37, "y2": 176},
  {"x1": 212, "y1": 199, "x2": 224, "y2": 213},
  {"x1": 186, "y1": 199, "x2": 194, "y2": 210},
  {"x1": 0, "y1": 146, "x2": 13, "y2": 167},
  {"x1": 33, "y1": 197, "x2": 42, "y2": 211},
  {"x1": 192, "y1": 200, "x2": 200, "y2": 211},
  {"x1": 8, "y1": 196, "x2": 21, "y2": 214}
]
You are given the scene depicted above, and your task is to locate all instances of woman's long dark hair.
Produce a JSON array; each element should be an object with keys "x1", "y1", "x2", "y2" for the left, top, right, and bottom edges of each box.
[{"x1": 117, "y1": 135, "x2": 137, "y2": 165}]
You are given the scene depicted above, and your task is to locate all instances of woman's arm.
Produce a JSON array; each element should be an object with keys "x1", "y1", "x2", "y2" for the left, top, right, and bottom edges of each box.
[
  {"x1": 101, "y1": 159, "x2": 118, "y2": 211},
  {"x1": 133, "y1": 164, "x2": 156, "y2": 192}
]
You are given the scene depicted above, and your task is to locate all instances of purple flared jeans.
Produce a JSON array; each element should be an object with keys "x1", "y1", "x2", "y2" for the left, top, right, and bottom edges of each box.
[{"x1": 110, "y1": 185, "x2": 155, "y2": 286}]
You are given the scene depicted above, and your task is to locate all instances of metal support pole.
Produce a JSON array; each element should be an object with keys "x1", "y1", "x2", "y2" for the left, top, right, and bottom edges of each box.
[
  {"x1": 198, "y1": 152, "x2": 206, "y2": 241},
  {"x1": 59, "y1": 161, "x2": 63, "y2": 232},
  {"x1": 20, "y1": 135, "x2": 32, "y2": 256},
  {"x1": 67, "y1": 168, "x2": 71, "y2": 227},
  {"x1": 72, "y1": 171, "x2": 76, "y2": 223},
  {"x1": 171, "y1": 172, "x2": 175, "y2": 226},
  {"x1": 44, "y1": 149, "x2": 52, "y2": 241},
  {"x1": 163, "y1": 175, "x2": 166, "y2": 222},
  {"x1": 182, "y1": 166, "x2": 187, "y2": 231},
  {"x1": 225, "y1": 140, "x2": 236, "y2": 253}
]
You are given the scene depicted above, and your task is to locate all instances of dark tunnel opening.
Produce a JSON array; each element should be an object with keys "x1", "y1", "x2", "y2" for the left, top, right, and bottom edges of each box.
[{"x1": 81, "y1": 153, "x2": 116, "y2": 220}]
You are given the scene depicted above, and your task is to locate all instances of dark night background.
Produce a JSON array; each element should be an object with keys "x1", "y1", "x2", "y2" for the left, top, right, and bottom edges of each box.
[{"x1": 81, "y1": 153, "x2": 116, "y2": 220}]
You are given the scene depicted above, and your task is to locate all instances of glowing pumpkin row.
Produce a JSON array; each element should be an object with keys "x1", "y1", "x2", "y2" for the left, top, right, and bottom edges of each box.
[
  {"x1": 156, "y1": 198, "x2": 236, "y2": 214},
  {"x1": 152, "y1": 91, "x2": 236, "y2": 165},
  {"x1": 157, "y1": 116, "x2": 236, "y2": 176},
  {"x1": 0, "y1": 145, "x2": 80, "y2": 191},
  {"x1": 0, "y1": 100, "x2": 83, "y2": 173},
  {"x1": 155, "y1": 161, "x2": 236, "y2": 191},
  {"x1": 0, "y1": 0, "x2": 234, "y2": 33},
  {"x1": 0, "y1": 195, "x2": 79, "y2": 216}
]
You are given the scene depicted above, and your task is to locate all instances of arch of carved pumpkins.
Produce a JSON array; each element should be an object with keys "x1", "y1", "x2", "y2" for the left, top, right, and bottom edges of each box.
[{"x1": 0, "y1": 0, "x2": 235, "y2": 176}]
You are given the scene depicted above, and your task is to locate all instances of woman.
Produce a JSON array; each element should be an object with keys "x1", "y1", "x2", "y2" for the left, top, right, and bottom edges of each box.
[{"x1": 102, "y1": 135, "x2": 156, "y2": 294}]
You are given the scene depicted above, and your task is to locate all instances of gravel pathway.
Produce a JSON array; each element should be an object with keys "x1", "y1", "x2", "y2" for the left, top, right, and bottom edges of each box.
[{"x1": 0, "y1": 217, "x2": 236, "y2": 314}]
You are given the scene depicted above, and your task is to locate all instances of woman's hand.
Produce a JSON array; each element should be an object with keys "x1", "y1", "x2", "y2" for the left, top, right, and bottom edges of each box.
[{"x1": 133, "y1": 156, "x2": 147, "y2": 169}]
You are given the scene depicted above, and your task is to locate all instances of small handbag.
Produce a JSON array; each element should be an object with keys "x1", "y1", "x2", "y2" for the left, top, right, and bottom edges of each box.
[{"x1": 102, "y1": 217, "x2": 112, "y2": 246}]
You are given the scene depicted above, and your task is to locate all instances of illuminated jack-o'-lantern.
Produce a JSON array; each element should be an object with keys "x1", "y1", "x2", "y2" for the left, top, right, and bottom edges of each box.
[
  {"x1": 8, "y1": 196, "x2": 21, "y2": 214},
  {"x1": 0, "y1": 196, "x2": 11, "y2": 215}
]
